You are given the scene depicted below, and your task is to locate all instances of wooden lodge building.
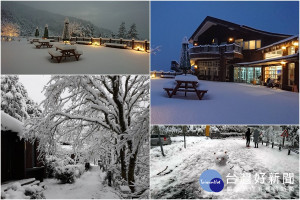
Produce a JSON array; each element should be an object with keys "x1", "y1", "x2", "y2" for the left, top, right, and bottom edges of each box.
[
  {"x1": 1, "y1": 111, "x2": 45, "y2": 183},
  {"x1": 189, "y1": 16, "x2": 299, "y2": 91}
]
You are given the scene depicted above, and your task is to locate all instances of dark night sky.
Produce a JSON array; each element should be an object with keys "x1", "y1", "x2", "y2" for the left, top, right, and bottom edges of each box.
[{"x1": 151, "y1": 1, "x2": 299, "y2": 71}]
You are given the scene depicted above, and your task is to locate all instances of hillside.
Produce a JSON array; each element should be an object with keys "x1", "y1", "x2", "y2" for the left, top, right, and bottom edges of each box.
[{"x1": 1, "y1": 1, "x2": 112, "y2": 37}]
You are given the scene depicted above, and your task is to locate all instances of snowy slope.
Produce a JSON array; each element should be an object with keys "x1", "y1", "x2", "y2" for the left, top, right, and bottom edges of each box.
[
  {"x1": 1, "y1": 39, "x2": 149, "y2": 74},
  {"x1": 1, "y1": 1, "x2": 112, "y2": 37},
  {"x1": 150, "y1": 136, "x2": 299, "y2": 199},
  {"x1": 151, "y1": 78, "x2": 299, "y2": 124}
]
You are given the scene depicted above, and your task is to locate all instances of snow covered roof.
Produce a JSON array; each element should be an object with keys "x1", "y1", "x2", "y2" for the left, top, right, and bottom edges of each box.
[
  {"x1": 189, "y1": 16, "x2": 290, "y2": 43},
  {"x1": 236, "y1": 53, "x2": 299, "y2": 66},
  {"x1": 1, "y1": 111, "x2": 24, "y2": 136},
  {"x1": 257, "y1": 35, "x2": 299, "y2": 51}
]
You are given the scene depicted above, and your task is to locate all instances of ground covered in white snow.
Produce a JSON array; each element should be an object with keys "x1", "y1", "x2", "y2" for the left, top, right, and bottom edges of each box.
[
  {"x1": 151, "y1": 78, "x2": 299, "y2": 124},
  {"x1": 43, "y1": 165, "x2": 121, "y2": 199},
  {"x1": 150, "y1": 136, "x2": 299, "y2": 199},
  {"x1": 1, "y1": 39, "x2": 149, "y2": 74}
]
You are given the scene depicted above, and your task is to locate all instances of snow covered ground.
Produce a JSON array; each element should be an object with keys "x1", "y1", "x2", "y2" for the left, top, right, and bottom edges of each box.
[
  {"x1": 151, "y1": 78, "x2": 299, "y2": 124},
  {"x1": 1, "y1": 39, "x2": 149, "y2": 74},
  {"x1": 150, "y1": 136, "x2": 299, "y2": 199},
  {"x1": 43, "y1": 165, "x2": 121, "y2": 199}
]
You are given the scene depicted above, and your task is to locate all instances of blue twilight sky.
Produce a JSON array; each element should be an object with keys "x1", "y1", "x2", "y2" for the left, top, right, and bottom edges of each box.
[{"x1": 151, "y1": 1, "x2": 299, "y2": 71}]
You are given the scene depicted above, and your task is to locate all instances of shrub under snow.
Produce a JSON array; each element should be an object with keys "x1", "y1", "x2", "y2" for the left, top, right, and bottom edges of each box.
[
  {"x1": 54, "y1": 164, "x2": 85, "y2": 184},
  {"x1": 1, "y1": 182, "x2": 45, "y2": 199}
]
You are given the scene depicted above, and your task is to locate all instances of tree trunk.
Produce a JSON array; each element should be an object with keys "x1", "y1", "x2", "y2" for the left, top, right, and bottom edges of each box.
[
  {"x1": 127, "y1": 144, "x2": 138, "y2": 193},
  {"x1": 120, "y1": 148, "x2": 127, "y2": 181}
]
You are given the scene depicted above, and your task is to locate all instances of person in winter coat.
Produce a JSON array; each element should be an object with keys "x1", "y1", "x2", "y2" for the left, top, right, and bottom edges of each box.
[
  {"x1": 245, "y1": 128, "x2": 251, "y2": 147},
  {"x1": 253, "y1": 128, "x2": 260, "y2": 148}
]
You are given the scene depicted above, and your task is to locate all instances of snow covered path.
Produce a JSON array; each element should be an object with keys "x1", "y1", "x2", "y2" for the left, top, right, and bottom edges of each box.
[
  {"x1": 150, "y1": 137, "x2": 299, "y2": 199},
  {"x1": 151, "y1": 78, "x2": 299, "y2": 124},
  {"x1": 43, "y1": 166, "x2": 120, "y2": 199},
  {"x1": 1, "y1": 39, "x2": 149, "y2": 74}
]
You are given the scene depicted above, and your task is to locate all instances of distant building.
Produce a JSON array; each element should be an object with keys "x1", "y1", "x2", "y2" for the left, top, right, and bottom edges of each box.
[
  {"x1": 189, "y1": 16, "x2": 299, "y2": 91},
  {"x1": 1, "y1": 111, "x2": 45, "y2": 183}
]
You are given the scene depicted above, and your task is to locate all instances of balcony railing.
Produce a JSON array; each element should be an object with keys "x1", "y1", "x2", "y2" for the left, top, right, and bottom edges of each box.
[{"x1": 190, "y1": 43, "x2": 243, "y2": 54}]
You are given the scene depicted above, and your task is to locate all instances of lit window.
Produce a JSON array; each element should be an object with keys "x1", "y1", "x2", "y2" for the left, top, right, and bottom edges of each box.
[
  {"x1": 249, "y1": 40, "x2": 256, "y2": 49},
  {"x1": 288, "y1": 46, "x2": 295, "y2": 55},
  {"x1": 288, "y1": 63, "x2": 295, "y2": 86},
  {"x1": 244, "y1": 41, "x2": 249, "y2": 49},
  {"x1": 256, "y1": 40, "x2": 261, "y2": 49}
]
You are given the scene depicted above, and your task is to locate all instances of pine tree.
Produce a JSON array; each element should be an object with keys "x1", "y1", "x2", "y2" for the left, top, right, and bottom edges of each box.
[
  {"x1": 62, "y1": 18, "x2": 70, "y2": 41},
  {"x1": 1, "y1": 75, "x2": 42, "y2": 121},
  {"x1": 127, "y1": 23, "x2": 138, "y2": 39},
  {"x1": 43, "y1": 24, "x2": 49, "y2": 38},
  {"x1": 117, "y1": 22, "x2": 126, "y2": 39},
  {"x1": 179, "y1": 37, "x2": 192, "y2": 74},
  {"x1": 34, "y1": 26, "x2": 39, "y2": 37}
]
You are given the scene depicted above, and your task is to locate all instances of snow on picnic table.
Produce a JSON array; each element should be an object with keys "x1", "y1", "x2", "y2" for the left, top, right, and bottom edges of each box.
[
  {"x1": 43, "y1": 165, "x2": 120, "y2": 199},
  {"x1": 1, "y1": 38, "x2": 149, "y2": 74},
  {"x1": 150, "y1": 136, "x2": 299, "y2": 199},
  {"x1": 151, "y1": 78, "x2": 299, "y2": 124}
]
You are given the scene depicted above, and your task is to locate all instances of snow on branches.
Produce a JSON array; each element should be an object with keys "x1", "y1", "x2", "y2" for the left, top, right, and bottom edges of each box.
[{"x1": 25, "y1": 75, "x2": 149, "y2": 194}]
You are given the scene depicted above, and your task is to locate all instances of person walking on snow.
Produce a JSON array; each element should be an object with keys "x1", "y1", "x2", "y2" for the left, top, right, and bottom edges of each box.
[
  {"x1": 245, "y1": 128, "x2": 251, "y2": 147},
  {"x1": 253, "y1": 128, "x2": 260, "y2": 148}
]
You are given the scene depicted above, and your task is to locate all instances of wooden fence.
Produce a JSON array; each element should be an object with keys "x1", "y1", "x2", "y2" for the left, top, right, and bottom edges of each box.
[{"x1": 48, "y1": 36, "x2": 149, "y2": 52}]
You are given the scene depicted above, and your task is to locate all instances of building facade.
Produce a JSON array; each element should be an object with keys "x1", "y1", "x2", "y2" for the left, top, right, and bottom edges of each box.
[
  {"x1": 189, "y1": 16, "x2": 299, "y2": 91},
  {"x1": 1, "y1": 112, "x2": 45, "y2": 183}
]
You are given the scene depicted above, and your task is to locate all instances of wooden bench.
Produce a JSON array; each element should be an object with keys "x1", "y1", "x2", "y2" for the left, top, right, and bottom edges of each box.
[
  {"x1": 104, "y1": 43, "x2": 127, "y2": 49},
  {"x1": 48, "y1": 49, "x2": 63, "y2": 63},
  {"x1": 76, "y1": 41, "x2": 92, "y2": 45},
  {"x1": 163, "y1": 87, "x2": 208, "y2": 100},
  {"x1": 33, "y1": 42, "x2": 42, "y2": 48}
]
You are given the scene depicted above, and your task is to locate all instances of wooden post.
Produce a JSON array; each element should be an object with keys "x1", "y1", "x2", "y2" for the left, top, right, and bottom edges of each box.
[
  {"x1": 91, "y1": 37, "x2": 93, "y2": 43},
  {"x1": 282, "y1": 137, "x2": 285, "y2": 147},
  {"x1": 272, "y1": 143, "x2": 274, "y2": 148},
  {"x1": 145, "y1": 40, "x2": 148, "y2": 52},
  {"x1": 153, "y1": 126, "x2": 165, "y2": 157},
  {"x1": 109, "y1": 38, "x2": 112, "y2": 43},
  {"x1": 120, "y1": 38, "x2": 122, "y2": 44},
  {"x1": 100, "y1": 38, "x2": 102, "y2": 45},
  {"x1": 279, "y1": 145, "x2": 281, "y2": 151},
  {"x1": 132, "y1": 39, "x2": 135, "y2": 49},
  {"x1": 288, "y1": 149, "x2": 291, "y2": 155},
  {"x1": 183, "y1": 126, "x2": 187, "y2": 149},
  {"x1": 76, "y1": 37, "x2": 77, "y2": 41}
]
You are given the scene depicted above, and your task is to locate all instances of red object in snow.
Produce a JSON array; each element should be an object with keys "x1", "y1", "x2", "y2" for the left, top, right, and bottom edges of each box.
[
  {"x1": 281, "y1": 129, "x2": 288, "y2": 137},
  {"x1": 163, "y1": 137, "x2": 167, "y2": 141}
]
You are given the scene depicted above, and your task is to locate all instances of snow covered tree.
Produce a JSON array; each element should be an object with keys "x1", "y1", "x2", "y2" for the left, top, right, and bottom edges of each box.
[
  {"x1": 43, "y1": 24, "x2": 48, "y2": 38},
  {"x1": 1, "y1": 22, "x2": 20, "y2": 37},
  {"x1": 127, "y1": 23, "x2": 138, "y2": 39},
  {"x1": 62, "y1": 18, "x2": 70, "y2": 41},
  {"x1": 34, "y1": 26, "x2": 39, "y2": 37},
  {"x1": 25, "y1": 75, "x2": 149, "y2": 194},
  {"x1": 69, "y1": 21, "x2": 83, "y2": 37},
  {"x1": 1, "y1": 75, "x2": 41, "y2": 121},
  {"x1": 179, "y1": 37, "x2": 192, "y2": 74},
  {"x1": 117, "y1": 22, "x2": 127, "y2": 39}
]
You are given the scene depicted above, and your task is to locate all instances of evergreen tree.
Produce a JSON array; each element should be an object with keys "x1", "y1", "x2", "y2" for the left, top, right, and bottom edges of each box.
[
  {"x1": 62, "y1": 18, "x2": 70, "y2": 41},
  {"x1": 117, "y1": 22, "x2": 126, "y2": 39},
  {"x1": 34, "y1": 26, "x2": 39, "y2": 37},
  {"x1": 127, "y1": 23, "x2": 138, "y2": 39},
  {"x1": 179, "y1": 37, "x2": 191, "y2": 74},
  {"x1": 1, "y1": 75, "x2": 42, "y2": 121},
  {"x1": 43, "y1": 24, "x2": 49, "y2": 38},
  {"x1": 90, "y1": 25, "x2": 94, "y2": 37}
]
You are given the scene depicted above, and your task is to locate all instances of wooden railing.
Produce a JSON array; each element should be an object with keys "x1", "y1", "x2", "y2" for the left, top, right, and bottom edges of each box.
[
  {"x1": 48, "y1": 36, "x2": 150, "y2": 52},
  {"x1": 190, "y1": 43, "x2": 242, "y2": 54}
]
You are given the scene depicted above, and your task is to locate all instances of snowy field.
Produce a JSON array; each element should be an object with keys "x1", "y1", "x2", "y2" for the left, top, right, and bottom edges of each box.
[
  {"x1": 150, "y1": 136, "x2": 299, "y2": 199},
  {"x1": 1, "y1": 39, "x2": 149, "y2": 74},
  {"x1": 43, "y1": 165, "x2": 121, "y2": 199},
  {"x1": 151, "y1": 78, "x2": 299, "y2": 124}
]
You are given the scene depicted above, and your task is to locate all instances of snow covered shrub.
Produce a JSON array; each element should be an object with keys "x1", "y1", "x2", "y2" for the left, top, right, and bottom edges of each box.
[
  {"x1": 54, "y1": 164, "x2": 84, "y2": 183},
  {"x1": 45, "y1": 155, "x2": 75, "y2": 178},
  {"x1": 1, "y1": 182, "x2": 45, "y2": 199}
]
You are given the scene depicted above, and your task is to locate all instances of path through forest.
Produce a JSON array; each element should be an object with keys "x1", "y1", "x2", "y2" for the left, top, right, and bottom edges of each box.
[{"x1": 43, "y1": 165, "x2": 120, "y2": 199}]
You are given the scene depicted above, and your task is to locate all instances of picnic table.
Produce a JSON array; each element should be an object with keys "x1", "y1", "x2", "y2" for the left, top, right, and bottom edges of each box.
[
  {"x1": 163, "y1": 75, "x2": 208, "y2": 100},
  {"x1": 34, "y1": 39, "x2": 53, "y2": 48},
  {"x1": 48, "y1": 44, "x2": 82, "y2": 63}
]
